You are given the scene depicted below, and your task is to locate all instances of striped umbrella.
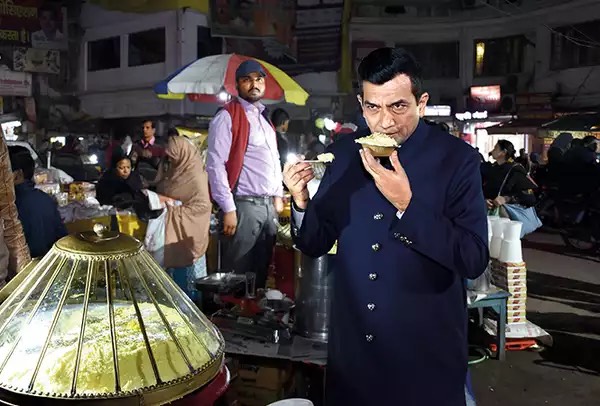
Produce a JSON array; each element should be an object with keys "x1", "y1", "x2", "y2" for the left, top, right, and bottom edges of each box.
[{"x1": 154, "y1": 54, "x2": 309, "y2": 106}]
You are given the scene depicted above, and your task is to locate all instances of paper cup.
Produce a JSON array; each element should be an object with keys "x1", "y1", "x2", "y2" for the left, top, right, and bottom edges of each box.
[
  {"x1": 490, "y1": 236, "x2": 503, "y2": 259},
  {"x1": 499, "y1": 239, "x2": 523, "y2": 263},
  {"x1": 503, "y1": 220, "x2": 523, "y2": 242},
  {"x1": 491, "y1": 220, "x2": 505, "y2": 238}
]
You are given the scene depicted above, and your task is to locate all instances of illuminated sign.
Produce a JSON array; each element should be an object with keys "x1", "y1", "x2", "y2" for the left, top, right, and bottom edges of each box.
[
  {"x1": 470, "y1": 85, "x2": 501, "y2": 112},
  {"x1": 455, "y1": 111, "x2": 488, "y2": 121},
  {"x1": 425, "y1": 105, "x2": 452, "y2": 117}
]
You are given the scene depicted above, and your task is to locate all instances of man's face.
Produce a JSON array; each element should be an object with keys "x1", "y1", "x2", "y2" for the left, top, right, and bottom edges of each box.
[
  {"x1": 39, "y1": 11, "x2": 57, "y2": 35},
  {"x1": 237, "y1": 72, "x2": 265, "y2": 103},
  {"x1": 358, "y1": 74, "x2": 428, "y2": 145},
  {"x1": 143, "y1": 121, "x2": 155, "y2": 140}
]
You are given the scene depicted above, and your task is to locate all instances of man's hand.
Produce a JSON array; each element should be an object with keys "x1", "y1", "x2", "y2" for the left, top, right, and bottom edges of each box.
[
  {"x1": 360, "y1": 148, "x2": 412, "y2": 212},
  {"x1": 141, "y1": 149, "x2": 153, "y2": 158},
  {"x1": 222, "y1": 211, "x2": 238, "y2": 236},
  {"x1": 486, "y1": 199, "x2": 494, "y2": 210},
  {"x1": 273, "y1": 196, "x2": 284, "y2": 213},
  {"x1": 283, "y1": 160, "x2": 314, "y2": 210}
]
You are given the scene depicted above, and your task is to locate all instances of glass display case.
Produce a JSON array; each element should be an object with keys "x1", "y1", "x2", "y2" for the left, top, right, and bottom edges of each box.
[{"x1": 0, "y1": 225, "x2": 224, "y2": 405}]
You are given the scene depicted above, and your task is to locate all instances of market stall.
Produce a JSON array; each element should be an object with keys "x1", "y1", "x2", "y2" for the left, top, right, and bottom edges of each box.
[{"x1": 0, "y1": 225, "x2": 229, "y2": 405}]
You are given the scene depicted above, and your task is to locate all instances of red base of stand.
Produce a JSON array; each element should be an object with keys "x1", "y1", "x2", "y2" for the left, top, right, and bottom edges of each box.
[
  {"x1": 272, "y1": 245, "x2": 295, "y2": 298},
  {"x1": 174, "y1": 366, "x2": 230, "y2": 405}
]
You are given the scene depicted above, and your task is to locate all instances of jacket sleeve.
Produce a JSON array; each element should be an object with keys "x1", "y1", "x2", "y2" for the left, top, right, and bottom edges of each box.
[
  {"x1": 389, "y1": 152, "x2": 489, "y2": 279},
  {"x1": 291, "y1": 161, "x2": 339, "y2": 258},
  {"x1": 0, "y1": 138, "x2": 31, "y2": 275}
]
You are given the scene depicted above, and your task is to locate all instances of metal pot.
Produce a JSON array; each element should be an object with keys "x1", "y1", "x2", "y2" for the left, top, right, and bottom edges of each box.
[{"x1": 293, "y1": 247, "x2": 334, "y2": 343}]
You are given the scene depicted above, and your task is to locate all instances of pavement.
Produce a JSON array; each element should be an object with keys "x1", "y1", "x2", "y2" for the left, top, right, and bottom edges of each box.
[{"x1": 471, "y1": 231, "x2": 600, "y2": 406}]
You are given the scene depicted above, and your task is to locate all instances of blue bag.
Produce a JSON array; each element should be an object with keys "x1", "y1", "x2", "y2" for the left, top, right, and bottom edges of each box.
[
  {"x1": 496, "y1": 163, "x2": 542, "y2": 238},
  {"x1": 503, "y1": 203, "x2": 542, "y2": 238}
]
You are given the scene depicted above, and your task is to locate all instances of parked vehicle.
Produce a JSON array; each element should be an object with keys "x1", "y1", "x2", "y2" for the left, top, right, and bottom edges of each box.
[
  {"x1": 51, "y1": 152, "x2": 102, "y2": 182},
  {"x1": 558, "y1": 193, "x2": 600, "y2": 254},
  {"x1": 6, "y1": 141, "x2": 73, "y2": 184}
]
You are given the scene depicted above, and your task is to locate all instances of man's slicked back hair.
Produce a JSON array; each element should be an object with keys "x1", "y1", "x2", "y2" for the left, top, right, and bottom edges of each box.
[{"x1": 357, "y1": 47, "x2": 424, "y2": 101}]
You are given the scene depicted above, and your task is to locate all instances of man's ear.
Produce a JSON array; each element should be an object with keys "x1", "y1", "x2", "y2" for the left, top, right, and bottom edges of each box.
[
  {"x1": 417, "y1": 92, "x2": 430, "y2": 118},
  {"x1": 357, "y1": 94, "x2": 363, "y2": 106}
]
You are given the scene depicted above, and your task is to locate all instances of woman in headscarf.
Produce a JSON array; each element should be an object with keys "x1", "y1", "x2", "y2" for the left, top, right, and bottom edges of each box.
[
  {"x1": 96, "y1": 151, "x2": 145, "y2": 208},
  {"x1": 147, "y1": 136, "x2": 211, "y2": 300}
]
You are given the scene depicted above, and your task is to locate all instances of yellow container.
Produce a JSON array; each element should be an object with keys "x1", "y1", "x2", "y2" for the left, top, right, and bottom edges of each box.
[{"x1": 66, "y1": 214, "x2": 147, "y2": 241}]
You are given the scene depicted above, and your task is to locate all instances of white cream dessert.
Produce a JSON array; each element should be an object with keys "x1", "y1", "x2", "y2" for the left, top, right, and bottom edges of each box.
[
  {"x1": 316, "y1": 153, "x2": 335, "y2": 163},
  {"x1": 0, "y1": 303, "x2": 221, "y2": 396},
  {"x1": 354, "y1": 132, "x2": 399, "y2": 148}
]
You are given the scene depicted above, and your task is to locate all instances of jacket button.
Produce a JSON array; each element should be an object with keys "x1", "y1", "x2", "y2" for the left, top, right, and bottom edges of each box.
[
  {"x1": 373, "y1": 213, "x2": 384, "y2": 220},
  {"x1": 365, "y1": 334, "x2": 374, "y2": 343},
  {"x1": 371, "y1": 243, "x2": 381, "y2": 251},
  {"x1": 393, "y1": 232, "x2": 400, "y2": 239},
  {"x1": 367, "y1": 303, "x2": 376, "y2": 311},
  {"x1": 368, "y1": 273, "x2": 378, "y2": 281}
]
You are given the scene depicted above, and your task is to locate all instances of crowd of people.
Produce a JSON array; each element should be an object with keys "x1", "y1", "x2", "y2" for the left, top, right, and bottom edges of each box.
[{"x1": 1, "y1": 46, "x2": 598, "y2": 405}]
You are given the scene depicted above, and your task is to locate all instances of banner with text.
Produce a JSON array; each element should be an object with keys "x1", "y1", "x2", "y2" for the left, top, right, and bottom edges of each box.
[
  {"x1": 225, "y1": 0, "x2": 344, "y2": 76},
  {"x1": 0, "y1": 1, "x2": 68, "y2": 50},
  {"x1": 13, "y1": 47, "x2": 60, "y2": 73},
  {"x1": 0, "y1": 69, "x2": 32, "y2": 96}
]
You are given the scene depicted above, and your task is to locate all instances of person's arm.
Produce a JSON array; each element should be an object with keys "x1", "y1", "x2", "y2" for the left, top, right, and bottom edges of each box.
[
  {"x1": 291, "y1": 162, "x2": 338, "y2": 258},
  {"x1": 0, "y1": 139, "x2": 31, "y2": 273},
  {"x1": 206, "y1": 111, "x2": 236, "y2": 213},
  {"x1": 389, "y1": 153, "x2": 489, "y2": 280},
  {"x1": 52, "y1": 202, "x2": 68, "y2": 239}
]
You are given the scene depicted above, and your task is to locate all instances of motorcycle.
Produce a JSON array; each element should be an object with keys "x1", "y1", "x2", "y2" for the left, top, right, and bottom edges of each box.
[{"x1": 558, "y1": 193, "x2": 600, "y2": 254}]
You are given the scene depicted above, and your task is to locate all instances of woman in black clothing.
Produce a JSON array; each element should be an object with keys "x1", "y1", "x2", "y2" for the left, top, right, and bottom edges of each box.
[
  {"x1": 96, "y1": 152, "x2": 146, "y2": 210},
  {"x1": 483, "y1": 140, "x2": 537, "y2": 211}
]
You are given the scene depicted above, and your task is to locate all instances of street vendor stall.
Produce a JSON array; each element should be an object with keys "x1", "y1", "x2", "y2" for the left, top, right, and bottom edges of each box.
[{"x1": 0, "y1": 224, "x2": 229, "y2": 405}]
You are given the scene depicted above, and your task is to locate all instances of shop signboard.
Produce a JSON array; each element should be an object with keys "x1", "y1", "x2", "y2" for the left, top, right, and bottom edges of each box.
[
  {"x1": 224, "y1": 0, "x2": 344, "y2": 75},
  {"x1": 470, "y1": 85, "x2": 501, "y2": 112},
  {"x1": 515, "y1": 92, "x2": 553, "y2": 119},
  {"x1": 0, "y1": 1, "x2": 68, "y2": 50},
  {"x1": 0, "y1": 69, "x2": 32, "y2": 96},
  {"x1": 210, "y1": 0, "x2": 294, "y2": 43},
  {"x1": 13, "y1": 47, "x2": 60, "y2": 74}
]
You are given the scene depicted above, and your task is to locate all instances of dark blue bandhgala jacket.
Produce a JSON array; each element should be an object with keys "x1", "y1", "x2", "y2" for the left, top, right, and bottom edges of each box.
[{"x1": 293, "y1": 121, "x2": 489, "y2": 406}]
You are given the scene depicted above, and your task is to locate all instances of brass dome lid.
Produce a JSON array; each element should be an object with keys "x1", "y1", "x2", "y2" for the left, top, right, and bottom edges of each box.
[
  {"x1": 56, "y1": 224, "x2": 143, "y2": 258},
  {"x1": 0, "y1": 225, "x2": 224, "y2": 405}
]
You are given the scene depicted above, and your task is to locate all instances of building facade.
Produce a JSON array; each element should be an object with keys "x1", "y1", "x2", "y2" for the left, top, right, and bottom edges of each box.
[
  {"x1": 350, "y1": 0, "x2": 600, "y2": 112},
  {"x1": 78, "y1": 4, "x2": 219, "y2": 119}
]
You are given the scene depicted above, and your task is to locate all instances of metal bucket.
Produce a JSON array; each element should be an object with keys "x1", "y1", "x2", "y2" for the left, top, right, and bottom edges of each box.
[{"x1": 293, "y1": 247, "x2": 334, "y2": 343}]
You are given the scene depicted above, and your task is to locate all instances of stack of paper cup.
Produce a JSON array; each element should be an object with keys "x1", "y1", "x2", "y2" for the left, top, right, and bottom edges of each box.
[
  {"x1": 489, "y1": 217, "x2": 504, "y2": 259},
  {"x1": 500, "y1": 220, "x2": 523, "y2": 263},
  {"x1": 486, "y1": 216, "x2": 495, "y2": 246}
]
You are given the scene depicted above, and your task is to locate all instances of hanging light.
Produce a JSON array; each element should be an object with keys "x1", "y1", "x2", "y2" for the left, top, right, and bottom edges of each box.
[{"x1": 217, "y1": 91, "x2": 230, "y2": 102}]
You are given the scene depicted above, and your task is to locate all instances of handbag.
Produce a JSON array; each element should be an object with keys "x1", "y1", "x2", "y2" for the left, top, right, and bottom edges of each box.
[{"x1": 497, "y1": 164, "x2": 542, "y2": 238}]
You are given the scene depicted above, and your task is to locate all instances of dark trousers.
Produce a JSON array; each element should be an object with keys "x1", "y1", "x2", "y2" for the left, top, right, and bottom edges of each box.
[{"x1": 220, "y1": 197, "x2": 277, "y2": 289}]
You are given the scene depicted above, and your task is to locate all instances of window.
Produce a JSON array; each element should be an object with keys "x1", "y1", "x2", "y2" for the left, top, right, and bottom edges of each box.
[
  {"x1": 398, "y1": 42, "x2": 460, "y2": 79},
  {"x1": 128, "y1": 28, "x2": 166, "y2": 67},
  {"x1": 473, "y1": 35, "x2": 525, "y2": 77},
  {"x1": 88, "y1": 37, "x2": 120, "y2": 71},
  {"x1": 197, "y1": 26, "x2": 223, "y2": 59},
  {"x1": 551, "y1": 20, "x2": 600, "y2": 70}
]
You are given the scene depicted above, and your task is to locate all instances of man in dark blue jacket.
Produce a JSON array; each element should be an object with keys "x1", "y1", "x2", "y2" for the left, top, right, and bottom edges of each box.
[
  {"x1": 9, "y1": 146, "x2": 67, "y2": 258},
  {"x1": 283, "y1": 48, "x2": 489, "y2": 405}
]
